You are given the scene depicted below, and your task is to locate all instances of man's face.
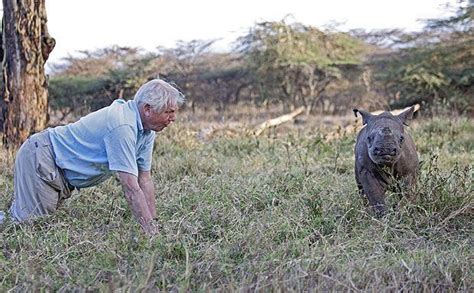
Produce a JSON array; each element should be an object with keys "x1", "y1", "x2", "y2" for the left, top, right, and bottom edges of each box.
[{"x1": 142, "y1": 104, "x2": 177, "y2": 132}]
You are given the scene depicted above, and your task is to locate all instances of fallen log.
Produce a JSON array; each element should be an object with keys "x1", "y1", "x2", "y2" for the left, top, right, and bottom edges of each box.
[
  {"x1": 370, "y1": 104, "x2": 421, "y2": 116},
  {"x1": 196, "y1": 104, "x2": 421, "y2": 142},
  {"x1": 253, "y1": 106, "x2": 305, "y2": 136}
]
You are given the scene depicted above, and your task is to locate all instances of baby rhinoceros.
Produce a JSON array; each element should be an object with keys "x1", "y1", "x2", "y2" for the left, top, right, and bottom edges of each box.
[{"x1": 353, "y1": 106, "x2": 419, "y2": 215}]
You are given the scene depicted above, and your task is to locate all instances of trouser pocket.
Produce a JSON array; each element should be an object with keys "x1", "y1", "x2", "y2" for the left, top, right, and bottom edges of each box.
[
  {"x1": 34, "y1": 141, "x2": 62, "y2": 190},
  {"x1": 31, "y1": 132, "x2": 72, "y2": 201}
]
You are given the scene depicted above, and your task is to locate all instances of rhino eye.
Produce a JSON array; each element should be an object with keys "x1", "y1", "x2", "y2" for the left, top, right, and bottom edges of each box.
[
  {"x1": 367, "y1": 135, "x2": 373, "y2": 144},
  {"x1": 399, "y1": 135, "x2": 405, "y2": 144}
]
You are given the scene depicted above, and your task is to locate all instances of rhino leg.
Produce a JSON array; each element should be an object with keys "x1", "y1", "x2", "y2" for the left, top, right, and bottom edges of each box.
[
  {"x1": 359, "y1": 170, "x2": 387, "y2": 216},
  {"x1": 355, "y1": 169, "x2": 364, "y2": 196}
]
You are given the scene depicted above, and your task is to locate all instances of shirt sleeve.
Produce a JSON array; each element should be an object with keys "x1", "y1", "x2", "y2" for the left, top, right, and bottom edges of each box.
[
  {"x1": 137, "y1": 131, "x2": 155, "y2": 171},
  {"x1": 104, "y1": 125, "x2": 139, "y2": 176}
]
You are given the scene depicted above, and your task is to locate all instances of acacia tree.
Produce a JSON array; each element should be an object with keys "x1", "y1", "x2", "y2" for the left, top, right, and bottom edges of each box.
[
  {"x1": 366, "y1": 0, "x2": 473, "y2": 113},
  {"x1": 1, "y1": 0, "x2": 55, "y2": 147},
  {"x1": 158, "y1": 40, "x2": 251, "y2": 111},
  {"x1": 237, "y1": 20, "x2": 367, "y2": 114}
]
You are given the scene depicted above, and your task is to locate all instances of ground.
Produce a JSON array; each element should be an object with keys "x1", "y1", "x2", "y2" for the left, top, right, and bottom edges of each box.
[{"x1": 0, "y1": 109, "x2": 472, "y2": 291}]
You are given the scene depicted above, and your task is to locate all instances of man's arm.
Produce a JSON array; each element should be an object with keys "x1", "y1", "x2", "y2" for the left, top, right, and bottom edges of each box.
[
  {"x1": 138, "y1": 170, "x2": 156, "y2": 218},
  {"x1": 117, "y1": 171, "x2": 157, "y2": 235}
]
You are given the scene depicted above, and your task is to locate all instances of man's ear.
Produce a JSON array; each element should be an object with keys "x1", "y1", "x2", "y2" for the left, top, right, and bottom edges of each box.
[
  {"x1": 353, "y1": 109, "x2": 374, "y2": 125},
  {"x1": 143, "y1": 103, "x2": 152, "y2": 116}
]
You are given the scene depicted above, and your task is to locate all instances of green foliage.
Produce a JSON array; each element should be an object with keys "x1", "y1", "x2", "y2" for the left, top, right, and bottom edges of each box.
[
  {"x1": 0, "y1": 116, "x2": 472, "y2": 290},
  {"x1": 48, "y1": 48, "x2": 165, "y2": 119},
  {"x1": 48, "y1": 75, "x2": 109, "y2": 114},
  {"x1": 47, "y1": 43, "x2": 253, "y2": 119},
  {"x1": 368, "y1": 1, "x2": 474, "y2": 113},
  {"x1": 239, "y1": 20, "x2": 365, "y2": 70},
  {"x1": 237, "y1": 19, "x2": 368, "y2": 111}
]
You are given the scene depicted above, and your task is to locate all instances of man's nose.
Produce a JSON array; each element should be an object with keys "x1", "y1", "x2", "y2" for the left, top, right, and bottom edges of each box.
[{"x1": 169, "y1": 113, "x2": 176, "y2": 122}]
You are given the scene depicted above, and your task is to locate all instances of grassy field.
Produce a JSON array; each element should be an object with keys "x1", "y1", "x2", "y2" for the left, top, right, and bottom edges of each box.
[{"x1": 0, "y1": 112, "x2": 472, "y2": 291}]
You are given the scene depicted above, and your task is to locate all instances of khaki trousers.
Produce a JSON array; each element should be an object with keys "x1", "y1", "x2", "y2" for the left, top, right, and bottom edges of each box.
[{"x1": 9, "y1": 130, "x2": 73, "y2": 222}]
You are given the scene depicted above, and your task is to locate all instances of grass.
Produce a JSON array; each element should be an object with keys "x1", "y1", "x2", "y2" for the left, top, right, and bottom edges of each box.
[{"x1": 0, "y1": 113, "x2": 472, "y2": 291}]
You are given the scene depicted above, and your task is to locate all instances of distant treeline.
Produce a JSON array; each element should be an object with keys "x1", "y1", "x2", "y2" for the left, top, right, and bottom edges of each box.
[{"x1": 46, "y1": 2, "x2": 472, "y2": 120}]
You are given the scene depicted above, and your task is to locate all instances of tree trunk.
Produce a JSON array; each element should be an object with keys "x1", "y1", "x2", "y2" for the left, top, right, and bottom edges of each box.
[{"x1": 1, "y1": 0, "x2": 55, "y2": 148}]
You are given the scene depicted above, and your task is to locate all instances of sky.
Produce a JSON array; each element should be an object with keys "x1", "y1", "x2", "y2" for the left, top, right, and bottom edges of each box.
[{"x1": 37, "y1": 0, "x2": 459, "y2": 64}]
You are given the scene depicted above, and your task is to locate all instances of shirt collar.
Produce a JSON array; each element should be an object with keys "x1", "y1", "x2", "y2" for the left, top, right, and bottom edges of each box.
[{"x1": 129, "y1": 100, "x2": 146, "y2": 133}]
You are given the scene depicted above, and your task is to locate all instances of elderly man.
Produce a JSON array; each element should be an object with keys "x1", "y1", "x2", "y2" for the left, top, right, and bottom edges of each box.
[{"x1": 0, "y1": 79, "x2": 184, "y2": 235}]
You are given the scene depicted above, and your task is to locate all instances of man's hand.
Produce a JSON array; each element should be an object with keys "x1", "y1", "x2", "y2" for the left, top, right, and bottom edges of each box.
[
  {"x1": 117, "y1": 171, "x2": 156, "y2": 236},
  {"x1": 138, "y1": 170, "x2": 157, "y2": 219}
]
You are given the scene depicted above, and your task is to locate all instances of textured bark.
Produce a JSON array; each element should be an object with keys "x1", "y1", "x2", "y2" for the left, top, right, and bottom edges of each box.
[{"x1": 1, "y1": 0, "x2": 55, "y2": 148}]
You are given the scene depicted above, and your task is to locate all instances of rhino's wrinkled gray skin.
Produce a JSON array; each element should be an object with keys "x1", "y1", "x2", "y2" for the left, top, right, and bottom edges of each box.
[{"x1": 353, "y1": 106, "x2": 419, "y2": 215}]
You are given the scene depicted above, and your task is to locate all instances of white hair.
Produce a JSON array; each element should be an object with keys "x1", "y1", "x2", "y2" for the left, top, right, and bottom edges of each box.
[{"x1": 134, "y1": 79, "x2": 185, "y2": 112}]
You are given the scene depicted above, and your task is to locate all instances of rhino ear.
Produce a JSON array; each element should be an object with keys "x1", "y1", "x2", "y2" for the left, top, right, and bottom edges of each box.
[
  {"x1": 397, "y1": 106, "x2": 415, "y2": 125},
  {"x1": 353, "y1": 109, "x2": 374, "y2": 125}
]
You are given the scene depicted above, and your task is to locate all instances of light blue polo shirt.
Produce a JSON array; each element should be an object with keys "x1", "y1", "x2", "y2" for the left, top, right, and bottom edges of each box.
[{"x1": 49, "y1": 99, "x2": 156, "y2": 188}]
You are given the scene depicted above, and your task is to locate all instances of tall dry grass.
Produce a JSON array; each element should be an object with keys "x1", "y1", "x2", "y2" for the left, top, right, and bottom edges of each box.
[{"x1": 0, "y1": 109, "x2": 472, "y2": 291}]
